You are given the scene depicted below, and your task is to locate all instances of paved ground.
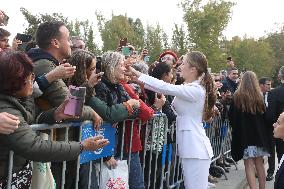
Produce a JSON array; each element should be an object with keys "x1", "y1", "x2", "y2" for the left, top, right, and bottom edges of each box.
[{"x1": 214, "y1": 157, "x2": 275, "y2": 189}]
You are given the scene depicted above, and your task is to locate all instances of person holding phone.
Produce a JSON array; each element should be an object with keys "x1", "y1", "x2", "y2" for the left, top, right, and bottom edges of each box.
[
  {"x1": 0, "y1": 50, "x2": 109, "y2": 188},
  {"x1": 67, "y1": 49, "x2": 141, "y2": 124},
  {"x1": 128, "y1": 51, "x2": 216, "y2": 189}
]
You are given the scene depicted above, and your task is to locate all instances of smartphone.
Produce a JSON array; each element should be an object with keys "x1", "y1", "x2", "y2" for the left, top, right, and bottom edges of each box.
[
  {"x1": 16, "y1": 33, "x2": 32, "y2": 42},
  {"x1": 122, "y1": 46, "x2": 131, "y2": 57},
  {"x1": 96, "y1": 56, "x2": 102, "y2": 73},
  {"x1": 64, "y1": 86, "x2": 86, "y2": 116},
  {"x1": 144, "y1": 56, "x2": 150, "y2": 63},
  {"x1": 157, "y1": 93, "x2": 162, "y2": 99},
  {"x1": 97, "y1": 72, "x2": 104, "y2": 79}
]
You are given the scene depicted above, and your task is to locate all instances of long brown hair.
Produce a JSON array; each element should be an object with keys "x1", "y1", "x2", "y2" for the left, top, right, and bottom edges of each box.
[
  {"x1": 67, "y1": 50, "x2": 95, "y2": 86},
  {"x1": 185, "y1": 51, "x2": 216, "y2": 121},
  {"x1": 234, "y1": 71, "x2": 265, "y2": 114}
]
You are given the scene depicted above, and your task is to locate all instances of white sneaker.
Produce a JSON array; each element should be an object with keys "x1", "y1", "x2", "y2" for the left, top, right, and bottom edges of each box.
[{"x1": 207, "y1": 182, "x2": 216, "y2": 188}]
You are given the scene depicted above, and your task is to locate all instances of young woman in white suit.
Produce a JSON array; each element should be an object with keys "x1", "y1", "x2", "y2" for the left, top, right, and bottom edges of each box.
[{"x1": 128, "y1": 51, "x2": 216, "y2": 189}]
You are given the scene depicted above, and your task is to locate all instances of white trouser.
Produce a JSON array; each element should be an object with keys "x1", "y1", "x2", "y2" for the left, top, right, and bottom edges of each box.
[{"x1": 181, "y1": 158, "x2": 211, "y2": 189}]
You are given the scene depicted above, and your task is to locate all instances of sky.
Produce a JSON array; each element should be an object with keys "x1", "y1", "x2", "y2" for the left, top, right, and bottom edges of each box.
[{"x1": 1, "y1": 0, "x2": 284, "y2": 43}]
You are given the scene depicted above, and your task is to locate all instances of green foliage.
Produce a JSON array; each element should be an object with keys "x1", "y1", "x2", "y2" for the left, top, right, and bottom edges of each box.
[
  {"x1": 265, "y1": 27, "x2": 284, "y2": 86},
  {"x1": 171, "y1": 24, "x2": 188, "y2": 56},
  {"x1": 181, "y1": 0, "x2": 235, "y2": 71},
  {"x1": 20, "y1": 7, "x2": 73, "y2": 37},
  {"x1": 145, "y1": 24, "x2": 165, "y2": 63},
  {"x1": 226, "y1": 36, "x2": 276, "y2": 77},
  {"x1": 96, "y1": 13, "x2": 145, "y2": 52},
  {"x1": 20, "y1": 7, "x2": 100, "y2": 54}
]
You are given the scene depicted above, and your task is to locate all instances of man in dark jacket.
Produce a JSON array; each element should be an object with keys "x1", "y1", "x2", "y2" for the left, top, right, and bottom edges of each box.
[
  {"x1": 259, "y1": 77, "x2": 275, "y2": 181},
  {"x1": 220, "y1": 67, "x2": 239, "y2": 94},
  {"x1": 267, "y1": 66, "x2": 284, "y2": 171},
  {"x1": 272, "y1": 112, "x2": 284, "y2": 189},
  {"x1": 27, "y1": 21, "x2": 99, "y2": 189}
]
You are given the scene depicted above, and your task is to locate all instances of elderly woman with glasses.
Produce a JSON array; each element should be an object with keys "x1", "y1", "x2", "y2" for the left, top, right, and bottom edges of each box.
[{"x1": 0, "y1": 50, "x2": 109, "y2": 189}]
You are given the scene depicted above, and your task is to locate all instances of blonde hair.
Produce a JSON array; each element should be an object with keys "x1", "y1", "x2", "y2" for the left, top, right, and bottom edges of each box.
[
  {"x1": 185, "y1": 51, "x2": 216, "y2": 121},
  {"x1": 234, "y1": 71, "x2": 265, "y2": 114}
]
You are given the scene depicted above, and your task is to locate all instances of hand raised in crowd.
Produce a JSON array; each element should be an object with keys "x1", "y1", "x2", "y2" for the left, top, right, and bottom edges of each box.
[
  {"x1": 54, "y1": 99, "x2": 79, "y2": 122},
  {"x1": 87, "y1": 71, "x2": 104, "y2": 88},
  {"x1": 0, "y1": 10, "x2": 6, "y2": 26},
  {"x1": 126, "y1": 99, "x2": 140, "y2": 108},
  {"x1": 82, "y1": 135, "x2": 109, "y2": 151},
  {"x1": 11, "y1": 38, "x2": 22, "y2": 51},
  {"x1": 92, "y1": 110, "x2": 103, "y2": 131},
  {"x1": 45, "y1": 63, "x2": 76, "y2": 82},
  {"x1": 0, "y1": 112, "x2": 20, "y2": 134},
  {"x1": 105, "y1": 156, "x2": 118, "y2": 168},
  {"x1": 153, "y1": 93, "x2": 166, "y2": 111}
]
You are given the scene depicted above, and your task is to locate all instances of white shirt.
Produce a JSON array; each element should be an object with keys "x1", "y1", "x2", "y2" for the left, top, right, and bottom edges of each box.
[{"x1": 138, "y1": 74, "x2": 213, "y2": 159}]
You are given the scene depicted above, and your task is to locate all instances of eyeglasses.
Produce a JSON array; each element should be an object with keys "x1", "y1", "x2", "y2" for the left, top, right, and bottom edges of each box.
[
  {"x1": 24, "y1": 73, "x2": 35, "y2": 85},
  {"x1": 161, "y1": 56, "x2": 176, "y2": 63}
]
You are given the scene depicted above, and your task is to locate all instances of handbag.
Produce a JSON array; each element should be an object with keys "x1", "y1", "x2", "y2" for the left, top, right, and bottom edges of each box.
[
  {"x1": 31, "y1": 133, "x2": 56, "y2": 189},
  {"x1": 97, "y1": 160, "x2": 129, "y2": 189}
]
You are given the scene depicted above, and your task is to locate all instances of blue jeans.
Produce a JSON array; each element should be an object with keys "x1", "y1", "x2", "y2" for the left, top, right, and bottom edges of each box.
[{"x1": 124, "y1": 152, "x2": 145, "y2": 189}]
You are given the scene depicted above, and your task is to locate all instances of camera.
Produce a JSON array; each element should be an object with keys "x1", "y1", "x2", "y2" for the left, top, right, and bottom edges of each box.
[
  {"x1": 64, "y1": 86, "x2": 86, "y2": 116},
  {"x1": 16, "y1": 33, "x2": 32, "y2": 43}
]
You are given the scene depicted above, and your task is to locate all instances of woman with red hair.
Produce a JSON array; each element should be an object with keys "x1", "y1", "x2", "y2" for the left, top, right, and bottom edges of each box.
[{"x1": 0, "y1": 50, "x2": 109, "y2": 189}]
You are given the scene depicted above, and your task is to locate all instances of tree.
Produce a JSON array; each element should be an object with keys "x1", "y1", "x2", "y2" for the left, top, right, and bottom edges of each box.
[
  {"x1": 96, "y1": 13, "x2": 145, "y2": 52},
  {"x1": 265, "y1": 27, "x2": 284, "y2": 86},
  {"x1": 145, "y1": 24, "x2": 164, "y2": 63},
  {"x1": 226, "y1": 36, "x2": 276, "y2": 77},
  {"x1": 171, "y1": 24, "x2": 188, "y2": 56},
  {"x1": 20, "y1": 8, "x2": 101, "y2": 54},
  {"x1": 181, "y1": 0, "x2": 235, "y2": 71},
  {"x1": 20, "y1": 7, "x2": 73, "y2": 37}
]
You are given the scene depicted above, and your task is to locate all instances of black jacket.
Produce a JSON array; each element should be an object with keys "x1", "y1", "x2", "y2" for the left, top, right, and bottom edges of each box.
[
  {"x1": 229, "y1": 102, "x2": 270, "y2": 162},
  {"x1": 275, "y1": 159, "x2": 284, "y2": 189},
  {"x1": 221, "y1": 77, "x2": 238, "y2": 94},
  {"x1": 266, "y1": 83, "x2": 284, "y2": 124}
]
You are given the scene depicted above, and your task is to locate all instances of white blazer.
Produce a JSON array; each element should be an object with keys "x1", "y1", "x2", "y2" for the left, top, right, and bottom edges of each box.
[{"x1": 139, "y1": 74, "x2": 213, "y2": 159}]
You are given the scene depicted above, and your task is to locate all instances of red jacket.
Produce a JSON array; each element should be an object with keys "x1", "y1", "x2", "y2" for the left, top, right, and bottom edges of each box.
[{"x1": 120, "y1": 81, "x2": 154, "y2": 152}]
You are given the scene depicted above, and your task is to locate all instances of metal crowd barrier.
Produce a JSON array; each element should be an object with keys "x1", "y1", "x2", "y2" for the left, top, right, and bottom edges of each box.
[{"x1": 5, "y1": 114, "x2": 234, "y2": 189}]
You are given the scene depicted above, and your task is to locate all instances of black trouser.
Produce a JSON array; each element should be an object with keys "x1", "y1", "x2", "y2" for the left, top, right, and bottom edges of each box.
[{"x1": 267, "y1": 138, "x2": 275, "y2": 174}]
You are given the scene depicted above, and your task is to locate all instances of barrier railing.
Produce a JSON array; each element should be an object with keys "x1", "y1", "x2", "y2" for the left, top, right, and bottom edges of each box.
[{"x1": 4, "y1": 114, "x2": 235, "y2": 189}]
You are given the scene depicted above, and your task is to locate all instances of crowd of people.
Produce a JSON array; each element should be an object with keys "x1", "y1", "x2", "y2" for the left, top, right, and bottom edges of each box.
[{"x1": 0, "y1": 10, "x2": 284, "y2": 189}]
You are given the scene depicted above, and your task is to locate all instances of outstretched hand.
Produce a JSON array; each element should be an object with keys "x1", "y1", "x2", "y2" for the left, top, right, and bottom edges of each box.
[
  {"x1": 82, "y1": 135, "x2": 109, "y2": 151},
  {"x1": 46, "y1": 63, "x2": 76, "y2": 82}
]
